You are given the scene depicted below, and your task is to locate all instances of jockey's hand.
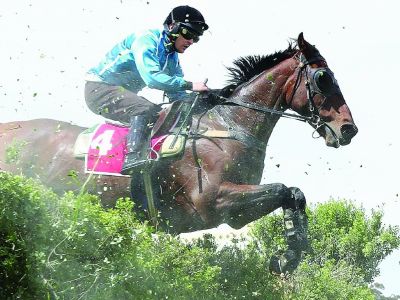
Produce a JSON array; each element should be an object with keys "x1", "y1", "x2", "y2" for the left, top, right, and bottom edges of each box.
[{"x1": 192, "y1": 81, "x2": 209, "y2": 92}]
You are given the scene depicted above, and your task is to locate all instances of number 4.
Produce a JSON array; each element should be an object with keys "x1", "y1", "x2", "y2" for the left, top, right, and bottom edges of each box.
[{"x1": 91, "y1": 130, "x2": 114, "y2": 156}]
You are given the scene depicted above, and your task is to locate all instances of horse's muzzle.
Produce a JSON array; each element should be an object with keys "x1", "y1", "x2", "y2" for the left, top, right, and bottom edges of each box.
[{"x1": 339, "y1": 123, "x2": 358, "y2": 145}]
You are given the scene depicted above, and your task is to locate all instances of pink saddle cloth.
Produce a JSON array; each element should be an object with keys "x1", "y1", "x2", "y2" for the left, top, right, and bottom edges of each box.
[{"x1": 84, "y1": 123, "x2": 169, "y2": 175}]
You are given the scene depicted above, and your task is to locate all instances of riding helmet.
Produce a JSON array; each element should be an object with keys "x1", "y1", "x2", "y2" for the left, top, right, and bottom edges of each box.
[{"x1": 164, "y1": 5, "x2": 209, "y2": 36}]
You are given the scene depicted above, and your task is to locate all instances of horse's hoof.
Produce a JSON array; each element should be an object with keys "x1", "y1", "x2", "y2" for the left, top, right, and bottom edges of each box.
[{"x1": 269, "y1": 249, "x2": 301, "y2": 275}]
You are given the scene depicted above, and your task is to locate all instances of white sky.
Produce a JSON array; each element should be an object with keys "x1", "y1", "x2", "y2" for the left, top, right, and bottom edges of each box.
[{"x1": 1, "y1": 0, "x2": 399, "y2": 295}]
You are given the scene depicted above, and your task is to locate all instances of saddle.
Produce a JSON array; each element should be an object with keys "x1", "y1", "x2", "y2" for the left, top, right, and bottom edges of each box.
[
  {"x1": 153, "y1": 101, "x2": 191, "y2": 139},
  {"x1": 147, "y1": 100, "x2": 191, "y2": 160},
  {"x1": 150, "y1": 91, "x2": 226, "y2": 158}
]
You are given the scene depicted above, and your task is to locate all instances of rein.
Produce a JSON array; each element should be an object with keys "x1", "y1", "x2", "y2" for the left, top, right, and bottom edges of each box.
[
  {"x1": 190, "y1": 52, "x2": 341, "y2": 149},
  {"x1": 210, "y1": 54, "x2": 326, "y2": 127},
  {"x1": 221, "y1": 96, "x2": 318, "y2": 124}
]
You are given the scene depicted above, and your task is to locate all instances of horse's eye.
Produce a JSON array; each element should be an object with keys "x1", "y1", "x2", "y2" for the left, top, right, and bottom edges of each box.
[{"x1": 314, "y1": 70, "x2": 334, "y2": 94}]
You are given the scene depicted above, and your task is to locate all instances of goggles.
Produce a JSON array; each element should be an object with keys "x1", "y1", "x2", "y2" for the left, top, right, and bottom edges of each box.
[{"x1": 179, "y1": 27, "x2": 200, "y2": 43}]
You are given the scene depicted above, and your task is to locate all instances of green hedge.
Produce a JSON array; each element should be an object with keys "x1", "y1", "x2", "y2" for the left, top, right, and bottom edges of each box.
[{"x1": 0, "y1": 172, "x2": 399, "y2": 299}]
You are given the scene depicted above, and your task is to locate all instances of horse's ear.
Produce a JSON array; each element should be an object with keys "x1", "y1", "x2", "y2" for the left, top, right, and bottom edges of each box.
[
  {"x1": 297, "y1": 32, "x2": 306, "y2": 50},
  {"x1": 297, "y1": 32, "x2": 315, "y2": 60}
]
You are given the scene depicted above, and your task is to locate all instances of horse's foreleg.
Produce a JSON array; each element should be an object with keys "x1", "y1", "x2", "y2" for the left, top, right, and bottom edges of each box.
[
  {"x1": 270, "y1": 186, "x2": 309, "y2": 274},
  {"x1": 283, "y1": 187, "x2": 308, "y2": 251},
  {"x1": 215, "y1": 182, "x2": 291, "y2": 229},
  {"x1": 215, "y1": 182, "x2": 309, "y2": 274}
]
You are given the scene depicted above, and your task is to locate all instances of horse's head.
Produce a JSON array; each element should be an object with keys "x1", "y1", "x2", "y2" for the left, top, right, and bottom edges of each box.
[{"x1": 285, "y1": 33, "x2": 358, "y2": 147}]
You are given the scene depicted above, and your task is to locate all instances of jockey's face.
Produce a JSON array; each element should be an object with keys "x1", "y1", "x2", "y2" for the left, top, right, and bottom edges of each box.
[
  {"x1": 174, "y1": 34, "x2": 194, "y2": 53},
  {"x1": 168, "y1": 23, "x2": 196, "y2": 53}
]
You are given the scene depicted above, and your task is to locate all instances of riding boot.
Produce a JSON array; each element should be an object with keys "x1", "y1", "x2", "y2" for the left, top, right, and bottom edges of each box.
[{"x1": 121, "y1": 114, "x2": 153, "y2": 175}]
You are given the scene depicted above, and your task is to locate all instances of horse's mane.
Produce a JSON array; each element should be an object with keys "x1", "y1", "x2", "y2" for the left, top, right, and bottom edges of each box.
[{"x1": 221, "y1": 43, "x2": 297, "y2": 97}]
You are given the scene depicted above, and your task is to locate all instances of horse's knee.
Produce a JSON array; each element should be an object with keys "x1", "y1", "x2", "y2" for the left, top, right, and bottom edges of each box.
[
  {"x1": 288, "y1": 186, "x2": 306, "y2": 210},
  {"x1": 264, "y1": 183, "x2": 292, "y2": 202}
]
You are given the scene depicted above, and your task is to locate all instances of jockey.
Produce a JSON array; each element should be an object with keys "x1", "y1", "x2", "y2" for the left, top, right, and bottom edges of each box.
[{"x1": 84, "y1": 5, "x2": 209, "y2": 175}]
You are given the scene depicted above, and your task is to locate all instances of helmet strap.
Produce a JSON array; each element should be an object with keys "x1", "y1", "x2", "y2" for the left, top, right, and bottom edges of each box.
[{"x1": 163, "y1": 27, "x2": 178, "y2": 52}]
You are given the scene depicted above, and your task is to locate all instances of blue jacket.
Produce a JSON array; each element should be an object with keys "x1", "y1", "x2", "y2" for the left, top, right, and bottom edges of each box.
[{"x1": 88, "y1": 28, "x2": 190, "y2": 100}]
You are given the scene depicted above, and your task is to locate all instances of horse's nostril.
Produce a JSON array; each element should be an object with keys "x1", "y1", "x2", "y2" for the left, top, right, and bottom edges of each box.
[{"x1": 341, "y1": 124, "x2": 358, "y2": 141}]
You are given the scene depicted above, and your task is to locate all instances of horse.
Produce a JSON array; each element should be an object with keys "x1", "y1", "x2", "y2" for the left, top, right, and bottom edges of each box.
[{"x1": 0, "y1": 33, "x2": 358, "y2": 274}]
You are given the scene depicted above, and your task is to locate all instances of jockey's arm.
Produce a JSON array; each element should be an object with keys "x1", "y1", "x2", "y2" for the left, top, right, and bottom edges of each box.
[{"x1": 132, "y1": 33, "x2": 192, "y2": 93}]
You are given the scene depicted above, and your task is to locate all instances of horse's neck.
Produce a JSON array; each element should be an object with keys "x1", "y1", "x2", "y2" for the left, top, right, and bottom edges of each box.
[
  {"x1": 218, "y1": 58, "x2": 297, "y2": 144},
  {"x1": 216, "y1": 104, "x2": 278, "y2": 144}
]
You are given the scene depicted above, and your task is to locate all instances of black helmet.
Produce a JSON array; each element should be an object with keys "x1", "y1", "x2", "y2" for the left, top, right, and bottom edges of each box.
[{"x1": 164, "y1": 5, "x2": 209, "y2": 36}]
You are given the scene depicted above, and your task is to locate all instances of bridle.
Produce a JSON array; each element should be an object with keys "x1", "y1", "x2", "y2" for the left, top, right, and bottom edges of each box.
[
  {"x1": 214, "y1": 51, "x2": 343, "y2": 139},
  {"x1": 190, "y1": 51, "x2": 343, "y2": 149}
]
